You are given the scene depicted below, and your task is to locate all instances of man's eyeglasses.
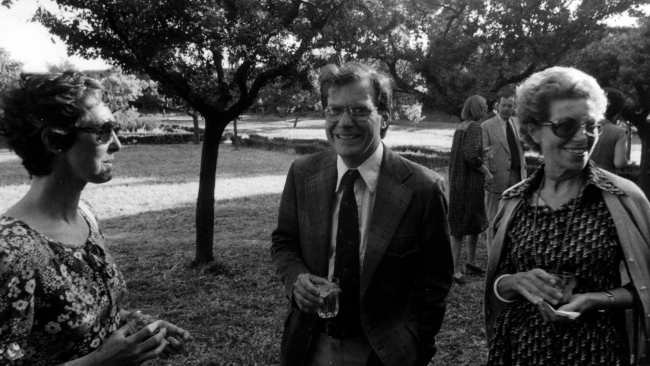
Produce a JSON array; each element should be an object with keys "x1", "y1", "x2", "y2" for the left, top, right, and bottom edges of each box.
[
  {"x1": 324, "y1": 105, "x2": 377, "y2": 123},
  {"x1": 76, "y1": 121, "x2": 121, "y2": 143},
  {"x1": 539, "y1": 117, "x2": 602, "y2": 138}
]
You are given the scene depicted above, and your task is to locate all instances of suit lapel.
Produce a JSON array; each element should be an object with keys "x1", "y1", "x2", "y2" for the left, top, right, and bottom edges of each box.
[
  {"x1": 493, "y1": 118, "x2": 510, "y2": 154},
  {"x1": 305, "y1": 155, "x2": 337, "y2": 277},
  {"x1": 360, "y1": 148, "x2": 413, "y2": 299}
]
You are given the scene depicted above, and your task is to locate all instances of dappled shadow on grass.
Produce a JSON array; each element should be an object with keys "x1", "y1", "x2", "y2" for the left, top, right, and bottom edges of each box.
[{"x1": 102, "y1": 192, "x2": 286, "y2": 365}]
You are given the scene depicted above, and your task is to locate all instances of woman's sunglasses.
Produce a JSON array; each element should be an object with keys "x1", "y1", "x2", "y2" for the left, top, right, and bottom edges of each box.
[
  {"x1": 539, "y1": 117, "x2": 602, "y2": 138},
  {"x1": 76, "y1": 121, "x2": 121, "y2": 144}
]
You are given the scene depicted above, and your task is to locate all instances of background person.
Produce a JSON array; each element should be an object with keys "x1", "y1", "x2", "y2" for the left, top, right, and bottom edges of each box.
[
  {"x1": 590, "y1": 87, "x2": 629, "y2": 173},
  {"x1": 484, "y1": 66, "x2": 650, "y2": 365},
  {"x1": 481, "y1": 94, "x2": 527, "y2": 250},
  {"x1": 448, "y1": 95, "x2": 492, "y2": 284},
  {"x1": 271, "y1": 62, "x2": 453, "y2": 366},
  {"x1": 0, "y1": 71, "x2": 190, "y2": 365}
]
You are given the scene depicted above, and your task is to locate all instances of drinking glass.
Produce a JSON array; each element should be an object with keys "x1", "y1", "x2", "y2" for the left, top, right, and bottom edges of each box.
[
  {"x1": 311, "y1": 276, "x2": 340, "y2": 318},
  {"x1": 544, "y1": 269, "x2": 576, "y2": 305},
  {"x1": 126, "y1": 308, "x2": 161, "y2": 334}
]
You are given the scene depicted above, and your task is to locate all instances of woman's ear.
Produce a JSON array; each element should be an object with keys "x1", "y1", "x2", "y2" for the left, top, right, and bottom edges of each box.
[{"x1": 41, "y1": 128, "x2": 65, "y2": 154}]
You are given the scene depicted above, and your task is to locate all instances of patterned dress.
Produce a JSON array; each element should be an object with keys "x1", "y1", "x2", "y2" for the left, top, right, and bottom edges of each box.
[
  {"x1": 448, "y1": 120, "x2": 488, "y2": 236},
  {"x1": 0, "y1": 204, "x2": 126, "y2": 365},
  {"x1": 488, "y1": 164, "x2": 631, "y2": 365}
]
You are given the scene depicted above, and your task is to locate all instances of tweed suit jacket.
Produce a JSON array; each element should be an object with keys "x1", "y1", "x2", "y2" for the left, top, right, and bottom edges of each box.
[
  {"x1": 271, "y1": 146, "x2": 453, "y2": 366},
  {"x1": 481, "y1": 116, "x2": 527, "y2": 193}
]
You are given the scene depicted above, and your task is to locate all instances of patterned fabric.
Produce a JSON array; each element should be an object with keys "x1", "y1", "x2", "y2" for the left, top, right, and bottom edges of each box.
[
  {"x1": 0, "y1": 205, "x2": 126, "y2": 365},
  {"x1": 488, "y1": 163, "x2": 630, "y2": 365},
  {"x1": 448, "y1": 121, "x2": 488, "y2": 236}
]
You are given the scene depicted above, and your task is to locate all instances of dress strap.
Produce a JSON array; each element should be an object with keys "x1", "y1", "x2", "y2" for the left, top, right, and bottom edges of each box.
[{"x1": 78, "y1": 200, "x2": 98, "y2": 230}]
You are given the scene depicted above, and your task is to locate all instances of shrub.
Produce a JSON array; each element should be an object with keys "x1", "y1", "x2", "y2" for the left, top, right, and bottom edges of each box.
[{"x1": 400, "y1": 102, "x2": 426, "y2": 124}]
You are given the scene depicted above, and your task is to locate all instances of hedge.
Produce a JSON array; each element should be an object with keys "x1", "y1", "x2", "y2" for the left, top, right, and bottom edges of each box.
[{"x1": 118, "y1": 134, "x2": 202, "y2": 145}]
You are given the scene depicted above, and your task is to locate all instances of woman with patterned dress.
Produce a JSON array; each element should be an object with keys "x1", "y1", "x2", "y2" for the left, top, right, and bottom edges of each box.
[
  {"x1": 448, "y1": 95, "x2": 492, "y2": 285},
  {"x1": 484, "y1": 67, "x2": 650, "y2": 365},
  {"x1": 0, "y1": 72, "x2": 190, "y2": 365}
]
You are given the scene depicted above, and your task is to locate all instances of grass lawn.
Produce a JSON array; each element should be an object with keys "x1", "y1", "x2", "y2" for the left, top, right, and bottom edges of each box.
[{"x1": 0, "y1": 143, "x2": 488, "y2": 365}]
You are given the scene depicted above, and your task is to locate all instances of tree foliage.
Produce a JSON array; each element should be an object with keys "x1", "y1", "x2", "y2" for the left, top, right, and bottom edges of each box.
[
  {"x1": 46, "y1": 58, "x2": 79, "y2": 73},
  {"x1": 0, "y1": 47, "x2": 22, "y2": 93},
  {"x1": 101, "y1": 69, "x2": 144, "y2": 112},
  {"x1": 334, "y1": 0, "x2": 649, "y2": 114}
]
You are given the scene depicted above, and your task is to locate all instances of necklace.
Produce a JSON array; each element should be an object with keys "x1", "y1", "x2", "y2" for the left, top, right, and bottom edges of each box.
[
  {"x1": 532, "y1": 172, "x2": 584, "y2": 269},
  {"x1": 544, "y1": 168, "x2": 582, "y2": 182}
]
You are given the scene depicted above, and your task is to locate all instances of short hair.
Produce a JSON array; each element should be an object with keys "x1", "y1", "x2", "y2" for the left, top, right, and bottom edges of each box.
[
  {"x1": 0, "y1": 71, "x2": 106, "y2": 176},
  {"x1": 318, "y1": 62, "x2": 392, "y2": 138},
  {"x1": 515, "y1": 67, "x2": 606, "y2": 152},
  {"x1": 603, "y1": 87, "x2": 626, "y2": 120},
  {"x1": 461, "y1": 95, "x2": 487, "y2": 121}
]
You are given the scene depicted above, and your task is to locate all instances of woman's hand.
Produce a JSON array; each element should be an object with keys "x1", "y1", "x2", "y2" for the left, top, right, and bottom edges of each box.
[
  {"x1": 157, "y1": 321, "x2": 191, "y2": 359},
  {"x1": 502, "y1": 269, "x2": 565, "y2": 305},
  {"x1": 536, "y1": 293, "x2": 595, "y2": 323},
  {"x1": 92, "y1": 321, "x2": 169, "y2": 366}
]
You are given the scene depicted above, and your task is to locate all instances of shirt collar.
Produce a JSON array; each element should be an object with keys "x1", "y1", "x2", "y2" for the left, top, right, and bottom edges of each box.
[
  {"x1": 503, "y1": 160, "x2": 626, "y2": 199},
  {"x1": 336, "y1": 142, "x2": 384, "y2": 193},
  {"x1": 498, "y1": 114, "x2": 510, "y2": 125}
]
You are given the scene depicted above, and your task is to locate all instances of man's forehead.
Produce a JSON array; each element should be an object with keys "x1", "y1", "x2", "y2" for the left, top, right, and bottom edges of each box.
[
  {"x1": 326, "y1": 78, "x2": 376, "y2": 103},
  {"x1": 500, "y1": 97, "x2": 515, "y2": 104}
]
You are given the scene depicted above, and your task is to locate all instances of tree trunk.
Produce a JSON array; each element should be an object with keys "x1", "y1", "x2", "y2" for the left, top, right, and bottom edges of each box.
[
  {"x1": 192, "y1": 113, "x2": 200, "y2": 145},
  {"x1": 293, "y1": 113, "x2": 301, "y2": 128},
  {"x1": 195, "y1": 117, "x2": 227, "y2": 263},
  {"x1": 233, "y1": 118, "x2": 239, "y2": 150}
]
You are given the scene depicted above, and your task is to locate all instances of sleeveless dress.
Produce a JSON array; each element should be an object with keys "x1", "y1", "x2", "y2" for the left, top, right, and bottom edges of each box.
[
  {"x1": 0, "y1": 204, "x2": 126, "y2": 365},
  {"x1": 488, "y1": 165, "x2": 630, "y2": 365},
  {"x1": 448, "y1": 120, "x2": 488, "y2": 236}
]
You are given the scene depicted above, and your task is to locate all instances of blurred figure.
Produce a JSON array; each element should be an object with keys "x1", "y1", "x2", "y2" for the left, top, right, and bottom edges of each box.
[
  {"x1": 590, "y1": 87, "x2": 629, "y2": 173},
  {"x1": 448, "y1": 95, "x2": 492, "y2": 285},
  {"x1": 481, "y1": 94, "x2": 527, "y2": 251},
  {"x1": 0, "y1": 71, "x2": 190, "y2": 365},
  {"x1": 484, "y1": 67, "x2": 650, "y2": 365}
]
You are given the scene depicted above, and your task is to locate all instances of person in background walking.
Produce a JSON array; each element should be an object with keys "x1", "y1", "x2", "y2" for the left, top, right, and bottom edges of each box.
[
  {"x1": 448, "y1": 95, "x2": 492, "y2": 285},
  {"x1": 590, "y1": 87, "x2": 629, "y2": 173}
]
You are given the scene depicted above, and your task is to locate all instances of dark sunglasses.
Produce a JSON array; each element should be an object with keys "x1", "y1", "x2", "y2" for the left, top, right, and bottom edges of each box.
[
  {"x1": 76, "y1": 121, "x2": 121, "y2": 143},
  {"x1": 539, "y1": 117, "x2": 602, "y2": 138},
  {"x1": 324, "y1": 105, "x2": 377, "y2": 123}
]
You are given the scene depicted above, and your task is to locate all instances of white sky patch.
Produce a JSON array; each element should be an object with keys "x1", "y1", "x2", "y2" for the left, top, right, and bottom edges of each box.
[{"x1": 0, "y1": 0, "x2": 109, "y2": 72}]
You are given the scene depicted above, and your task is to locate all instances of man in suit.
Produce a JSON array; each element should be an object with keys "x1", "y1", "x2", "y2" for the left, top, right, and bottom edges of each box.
[
  {"x1": 271, "y1": 62, "x2": 453, "y2": 366},
  {"x1": 481, "y1": 95, "x2": 527, "y2": 249}
]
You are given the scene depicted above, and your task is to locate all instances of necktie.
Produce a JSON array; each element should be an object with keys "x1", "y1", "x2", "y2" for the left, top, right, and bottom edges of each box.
[
  {"x1": 505, "y1": 119, "x2": 521, "y2": 171},
  {"x1": 333, "y1": 169, "x2": 361, "y2": 333}
]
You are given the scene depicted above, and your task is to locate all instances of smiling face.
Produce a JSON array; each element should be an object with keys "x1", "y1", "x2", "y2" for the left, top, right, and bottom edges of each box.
[
  {"x1": 530, "y1": 98, "x2": 598, "y2": 177},
  {"x1": 325, "y1": 79, "x2": 386, "y2": 168},
  {"x1": 61, "y1": 102, "x2": 121, "y2": 184}
]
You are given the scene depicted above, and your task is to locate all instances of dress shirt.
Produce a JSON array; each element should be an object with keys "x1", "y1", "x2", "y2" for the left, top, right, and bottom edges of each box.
[
  {"x1": 327, "y1": 143, "x2": 384, "y2": 279},
  {"x1": 498, "y1": 115, "x2": 518, "y2": 138}
]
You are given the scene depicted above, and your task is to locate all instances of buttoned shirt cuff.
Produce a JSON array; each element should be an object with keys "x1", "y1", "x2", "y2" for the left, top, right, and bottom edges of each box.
[{"x1": 494, "y1": 274, "x2": 516, "y2": 303}]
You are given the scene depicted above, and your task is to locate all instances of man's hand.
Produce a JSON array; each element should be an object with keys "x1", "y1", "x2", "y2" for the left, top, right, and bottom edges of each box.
[{"x1": 293, "y1": 273, "x2": 324, "y2": 314}]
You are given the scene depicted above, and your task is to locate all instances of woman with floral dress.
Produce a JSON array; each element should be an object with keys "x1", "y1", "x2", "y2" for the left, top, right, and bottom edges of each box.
[
  {"x1": 0, "y1": 71, "x2": 190, "y2": 365},
  {"x1": 484, "y1": 67, "x2": 650, "y2": 365},
  {"x1": 448, "y1": 95, "x2": 492, "y2": 285}
]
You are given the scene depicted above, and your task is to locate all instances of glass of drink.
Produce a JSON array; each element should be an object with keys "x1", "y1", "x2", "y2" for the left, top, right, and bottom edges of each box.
[
  {"x1": 312, "y1": 276, "x2": 340, "y2": 318},
  {"x1": 125, "y1": 308, "x2": 161, "y2": 334},
  {"x1": 544, "y1": 269, "x2": 576, "y2": 305}
]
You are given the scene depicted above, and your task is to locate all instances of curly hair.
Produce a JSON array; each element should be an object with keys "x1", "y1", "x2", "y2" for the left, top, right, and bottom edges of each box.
[
  {"x1": 515, "y1": 67, "x2": 607, "y2": 152},
  {"x1": 461, "y1": 95, "x2": 487, "y2": 121},
  {"x1": 318, "y1": 62, "x2": 393, "y2": 138},
  {"x1": 0, "y1": 71, "x2": 106, "y2": 176}
]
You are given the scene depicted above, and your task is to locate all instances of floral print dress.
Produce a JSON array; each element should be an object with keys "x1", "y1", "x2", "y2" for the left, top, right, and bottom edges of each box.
[{"x1": 0, "y1": 204, "x2": 126, "y2": 365}]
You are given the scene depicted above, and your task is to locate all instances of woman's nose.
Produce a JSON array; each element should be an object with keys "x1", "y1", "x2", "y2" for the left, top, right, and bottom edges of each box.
[{"x1": 108, "y1": 130, "x2": 121, "y2": 152}]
